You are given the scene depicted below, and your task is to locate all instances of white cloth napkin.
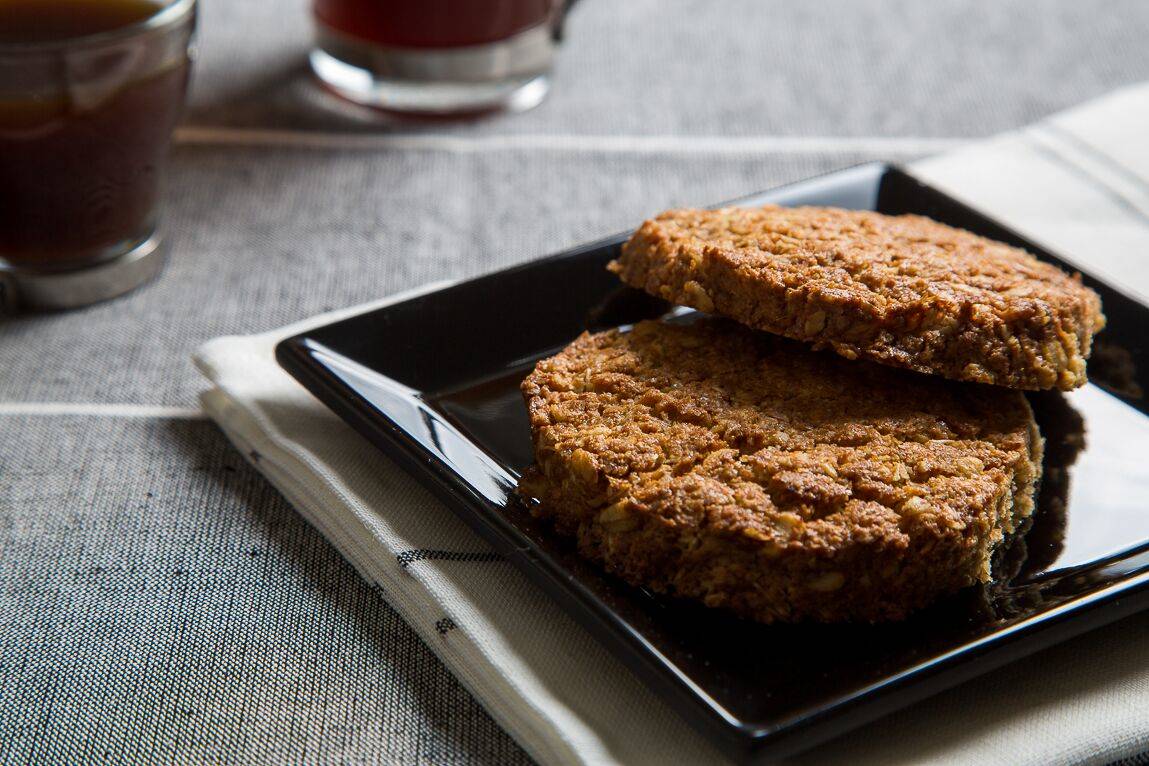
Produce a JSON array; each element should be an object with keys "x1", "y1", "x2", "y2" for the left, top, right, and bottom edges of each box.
[{"x1": 194, "y1": 83, "x2": 1149, "y2": 766}]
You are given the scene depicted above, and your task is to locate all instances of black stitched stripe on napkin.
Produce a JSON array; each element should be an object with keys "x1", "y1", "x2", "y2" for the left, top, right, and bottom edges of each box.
[{"x1": 396, "y1": 549, "x2": 504, "y2": 569}]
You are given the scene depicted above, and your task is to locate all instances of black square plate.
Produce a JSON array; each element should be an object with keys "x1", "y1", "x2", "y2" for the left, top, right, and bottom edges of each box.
[{"x1": 277, "y1": 164, "x2": 1149, "y2": 763}]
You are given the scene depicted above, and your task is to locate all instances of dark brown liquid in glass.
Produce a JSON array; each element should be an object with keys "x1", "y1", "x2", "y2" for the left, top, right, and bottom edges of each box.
[
  {"x1": 0, "y1": 0, "x2": 189, "y2": 269},
  {"x1": 0, "y1": 0, "x2": 162, "y2": 43}
]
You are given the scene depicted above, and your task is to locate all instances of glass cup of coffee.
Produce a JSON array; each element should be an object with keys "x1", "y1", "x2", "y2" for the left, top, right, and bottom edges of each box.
[
  {"x1": 311, "y1": 0, "x2": 577, "y2": 116},
  {"x1": 0, "y1": 0, "x2": 196, "y2": 312}
]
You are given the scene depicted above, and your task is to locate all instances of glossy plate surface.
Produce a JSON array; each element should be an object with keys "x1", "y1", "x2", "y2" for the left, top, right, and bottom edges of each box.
[{"x1": 277, "y1": 164, "x2": 1149, "y2": 762}]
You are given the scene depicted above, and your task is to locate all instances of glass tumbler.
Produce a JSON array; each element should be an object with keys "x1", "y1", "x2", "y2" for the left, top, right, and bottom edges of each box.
[
  {"x1": 311, "y1": 0, "x2": 578, "y2": 116},
  {"x1": 0, "y1": 0, "x2": 196, "y2": 312}
]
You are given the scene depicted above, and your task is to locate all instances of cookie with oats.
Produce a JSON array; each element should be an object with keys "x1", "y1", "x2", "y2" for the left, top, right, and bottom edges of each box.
[
  {"x1": 610, "y1": 205, "x2": 1104, "y2": 390},
  {"x1": 519, "y1": 319, "x2": 1043, "y2": 623}
]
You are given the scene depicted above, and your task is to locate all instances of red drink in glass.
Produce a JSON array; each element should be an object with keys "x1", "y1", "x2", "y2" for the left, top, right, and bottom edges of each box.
[{"x1": 310, "y1": 0, "x2": 572, "y2": 115}]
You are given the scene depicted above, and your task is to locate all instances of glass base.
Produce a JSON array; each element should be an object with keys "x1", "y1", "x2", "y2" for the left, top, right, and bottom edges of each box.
[
  {"x1": 309, "y1": 43, "x2": 552, "y2": 117},
  {"x1": 0, "y1": 231, "x2": 164, "y2": 313}
]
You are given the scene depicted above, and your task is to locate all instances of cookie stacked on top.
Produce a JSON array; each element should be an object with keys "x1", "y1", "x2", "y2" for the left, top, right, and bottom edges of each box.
[{"x1": 519, "y1": 206, "x2": 1104, "y2": 623}]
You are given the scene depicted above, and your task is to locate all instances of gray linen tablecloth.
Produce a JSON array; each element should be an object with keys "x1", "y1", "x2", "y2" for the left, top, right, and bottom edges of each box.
[{"x1": 4, "y1": 1, "x2": 1149, "y2": 763}]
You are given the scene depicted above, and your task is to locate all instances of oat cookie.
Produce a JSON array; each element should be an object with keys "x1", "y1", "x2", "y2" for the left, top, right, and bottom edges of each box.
[
  {"x1": 610, "y1": 206, "x2": 1104, "y2": 390},
  {"x1": 519, "y1": 319, "x2": 1043, "y2": 623}
]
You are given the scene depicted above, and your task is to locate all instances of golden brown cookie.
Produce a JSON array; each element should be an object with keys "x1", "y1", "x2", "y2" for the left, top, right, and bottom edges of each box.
[
  {"x1": 519, "y1": 319, "x2": 1043, "y2": 623},
  {"x1": 610, "y1": 206, "x2": 1104, "y2": 390}
]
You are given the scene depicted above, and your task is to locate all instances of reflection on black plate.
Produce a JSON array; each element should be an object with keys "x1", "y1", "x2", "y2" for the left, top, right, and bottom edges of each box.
[{"x1": 277, "y1": 164, "x2": 1149, "y2": 763}]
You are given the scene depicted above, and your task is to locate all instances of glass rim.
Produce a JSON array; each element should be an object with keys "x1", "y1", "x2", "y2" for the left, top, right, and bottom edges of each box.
[{"x1": 0, "y1": 0, "x2": 196, "y2": 54}]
